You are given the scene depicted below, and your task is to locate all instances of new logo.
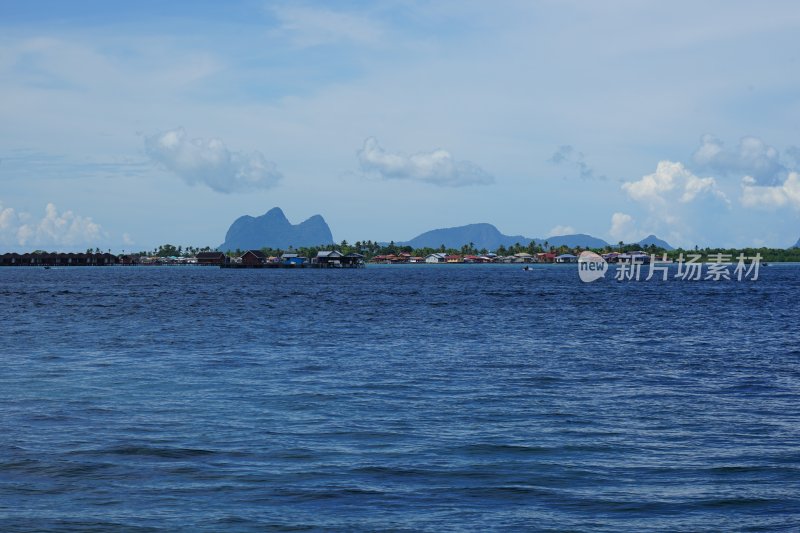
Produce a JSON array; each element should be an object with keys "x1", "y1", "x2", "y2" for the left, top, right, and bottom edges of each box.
[{"x1": 578, "y1": 251, "x2": 607, "y2": 282}]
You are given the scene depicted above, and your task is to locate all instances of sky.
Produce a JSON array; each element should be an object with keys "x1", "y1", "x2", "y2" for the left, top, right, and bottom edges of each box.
[{"x1": 1, "y1": 0, "x2": 799, "y2": 251}]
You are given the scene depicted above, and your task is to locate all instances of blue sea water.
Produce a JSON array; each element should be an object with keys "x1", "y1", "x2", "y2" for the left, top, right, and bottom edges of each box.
[{"x1": 1, "y1": 264, "x2": 799, "y2": 532}]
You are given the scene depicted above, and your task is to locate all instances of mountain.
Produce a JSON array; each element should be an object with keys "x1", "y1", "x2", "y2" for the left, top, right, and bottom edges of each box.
[
  {"x1": 543, "y1": 234, "x2": 609, "y2": 249},
  {"x1": 793, "y1": 238, "x2": 800, "y2": 249},
  {"x1": 637, "y1": 234, "x2": 674, "y2": 250},
  {"x1": 401, "y1": 223, "x2": 532, "y2": 250},
  {"x1": 219, "y1": 207, "x2": 334, "y2": 251},
  {"x1": 400, "y1": 223, "x2": 610, "y2": 251}
]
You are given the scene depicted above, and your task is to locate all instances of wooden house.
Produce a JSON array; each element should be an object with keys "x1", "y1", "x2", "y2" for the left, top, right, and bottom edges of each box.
[
  {"x1": 240, "y1": 250, "x2": 267, "y2": 266},
  {"x1": 0, "y1": 253, "x2": 20, "y2": 265},
  {"x1": 312, "y1": 250, "x2": 343, "y2": 267},
  {"x1": 196, "y1": 251, "x2": 227, "y2": 266},
  {"x1": 341, "y1": 253, "x2": 365, "y2": 267}
]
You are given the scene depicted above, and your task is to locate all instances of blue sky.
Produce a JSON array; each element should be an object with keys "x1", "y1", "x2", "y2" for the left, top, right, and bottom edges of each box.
[{"x1": 1, "y1": 1, "x2": 799, "y2": 251}]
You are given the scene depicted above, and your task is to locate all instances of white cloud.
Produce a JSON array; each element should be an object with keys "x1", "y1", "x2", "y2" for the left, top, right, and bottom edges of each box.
[
  {"x1": 623, "y1": 160, "x2": 729, "y2": 206},
  {"x1": 270, "y1": 5, "x2": 383, "y2": 47},
  {"x1": 122, "y1": 232, "x2": 135, "y2": 246},
  {"x1": 0, "y1": 202, "x2": 103, "y2": 246},
  {"x1": 682, "y1": 174, "x2": 723, "y2": 203},
  {"x1": 357, "y1": 137, "x2": 494, "y2": 187},
  {"x1": 609, "y1": 212, "x2": 644, "y2": 243},
  {"x1": 548, "y1": 225, "x2": 575, "y2": 236},
  {"x1": 622, "y1": 161, "x2": 680, "y2": 203},
  {"x1": 144, "y1": 128, "x2": 282, "y2": 194},
  {"x1": 740, "y1": 172, "x2": 800, "y2": 210},
  {"x1": 692, "y1": 134, "x2": 787, "y2": 185},
  {"x1": 0, "y1": 204, "x2": 17, "y2": 232}
]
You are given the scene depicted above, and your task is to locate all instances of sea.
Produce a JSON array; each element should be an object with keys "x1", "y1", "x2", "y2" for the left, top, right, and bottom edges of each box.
[{"x1": 1, "y1": 264, "x2": 799, "y2": 532}]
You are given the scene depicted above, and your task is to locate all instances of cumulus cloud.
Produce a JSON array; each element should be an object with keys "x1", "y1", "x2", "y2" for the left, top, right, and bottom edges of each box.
[
  {"x1": 548, "y1": 145, "x2": 605, "y2": 180},
  {"x1": 618, "y1": 161, "x2": 730, "y2": 247},
  {"x1": 608, "y1": 212, "x2": 644, "y2": 243},
  {"x1": 740, "y1": 173, "x2": 800, "y2": 210},
  {"x1": 145, "y1": 128, "x2": 282, "y2": 193},
  {"x1": 0, "y1": 204, "x2": 18, "y2": 233},
  {"x1": 692, "y1": 134, "x2": 788, "y2": 185},
  {"x1": 622, "y1": 161, "x2": 729, "y2": 206},
  {"x1": 357, "y1": 137, "x2": 494, "y2": 187},
  {"x1": 548, "y1": 225, "x2": 575, "y2": 236},
  {"x1": 0, "y1": 202, "x2": 103, "y2": 246}
]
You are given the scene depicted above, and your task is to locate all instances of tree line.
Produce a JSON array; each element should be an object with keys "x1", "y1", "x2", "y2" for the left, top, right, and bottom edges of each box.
[{"x1": 129, "y1": 241, "x2": 800, "y2": 262}]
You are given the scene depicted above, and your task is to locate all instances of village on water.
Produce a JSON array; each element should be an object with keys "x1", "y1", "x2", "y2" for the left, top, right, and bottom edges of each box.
[
  {"x1": 0, "y1": 245, "x2": 682, "y2": 268},
  {"x1": 2, "y1": 238, "x2": 795, "y2": 268},
  {"x1": 0, "y1": 244, "x2": 744, "y2": 268},
  {"x1": 0, "y1": 250, "x2": 587, "y2": 268}
]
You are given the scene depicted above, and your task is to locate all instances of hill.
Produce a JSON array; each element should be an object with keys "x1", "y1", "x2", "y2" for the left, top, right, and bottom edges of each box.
[
  {"x1": 400, "y1": 223, "x2": 610, "y2": 250},
  {"x1": 401, "y1": 223, "x2": 532, "y2": 250},
  {"x1": 544, "y1": 233, "x2": 609, "y2": 249},
  {"x1": 219, "y1": 207, "x2": 333, "y2": 251},
  {"x1": 637, "y1": 234, "x2": 674, "y2": 250}
]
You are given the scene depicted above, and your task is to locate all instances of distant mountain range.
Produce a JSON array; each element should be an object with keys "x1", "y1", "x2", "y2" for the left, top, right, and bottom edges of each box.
[
  {"x1": 219, "y1": 207, "x2": 333, "y2": 251},
  {"x1": 399, "y1": 223, "x2": 671, "y2": 251},
  {"x1": 217, "y1": 208, "x2": 674, "y2": 252},
  {"x1": 793, "y1": 238, "x2": 800, "y2": 249}
]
